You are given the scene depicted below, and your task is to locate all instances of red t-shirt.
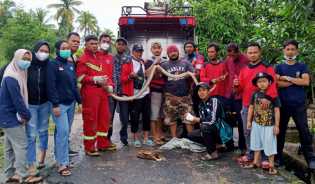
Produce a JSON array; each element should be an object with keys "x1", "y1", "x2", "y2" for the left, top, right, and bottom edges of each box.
[
  {"x1": 200, "y1": 61, "x2": 228, "y2": 97},
  {"x1": 238, "y1": 62, "x2": 278, "y2": 107},
  {"x1": 224, "y1": 54, "x2": 249, "y2": 99}
]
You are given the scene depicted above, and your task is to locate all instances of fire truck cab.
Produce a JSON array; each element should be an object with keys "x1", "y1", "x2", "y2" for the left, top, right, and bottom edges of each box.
[{"x1": 118, "y1": 1, "x2": 196, "y2": 59}]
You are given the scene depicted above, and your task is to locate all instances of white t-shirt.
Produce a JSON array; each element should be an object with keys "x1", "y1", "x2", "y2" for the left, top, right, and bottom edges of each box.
[{"x1": 132, "y1": 58, "x2": 150, "y2": 99}]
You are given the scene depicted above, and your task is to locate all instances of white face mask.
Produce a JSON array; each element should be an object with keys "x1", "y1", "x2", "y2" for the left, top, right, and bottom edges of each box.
[
  {"x1": 284, "y1": 55, "x2": 297, "y2": 61},
  {"x1": 35, "y1": 52, "x2": 49, "y2": 61},
  {"x1": 100, "y1": 43, "x2": 110, "y2": 51}
]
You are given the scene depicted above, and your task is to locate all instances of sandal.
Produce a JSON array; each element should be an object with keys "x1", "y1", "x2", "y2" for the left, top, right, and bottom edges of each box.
[
  {"x1": 269, "y1": 167, "x2": 278, "y2": 175},
  {"x1": 5, "y1": 175, "x2": 20, "y2": 183},
  {"x1": 85, "y1": 150, "x2": 100, "y2": 157},
  {"x1": 58, "y1": 167, "x2": 72, "y2": 176},
  {"x1": 261, "y1": 161, "x2": 270, "y2": 170},
  {"x1": 134, "y1": 140, "x2": 142, "y2": 148},
  {"x1": 241, "y1": 162, "x2": 260, "y2": 169},
  {"x1": 201, "y1": 153, "x2": 219, "y2": 161},
  {"x1": 37, "y1": 162, "x2": 45, "y2": 170},
  {"x1": 143, "y1": 139, "x2": 155, "y2": 146},
  {"x1": 154, "y1": 139, "x2": 165, "y2": 145},
  {"x1": 23, "y1": 175, "x2": 43, "y2": 183}
]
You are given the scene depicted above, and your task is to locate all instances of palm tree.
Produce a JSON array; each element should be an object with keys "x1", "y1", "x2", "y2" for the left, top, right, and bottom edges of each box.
[
  {"x1": 77, "y1": 11, "x2": 98, "y2": 38},
  {"x1": 48, "y1": 0, "x2": 82, "y2": 37},
  {"x1": 97, "y1": 28, "x2": 116, "y2": 41},
  {"x1": 33, "y1": 8, "x2": 50, "y2": 25}
]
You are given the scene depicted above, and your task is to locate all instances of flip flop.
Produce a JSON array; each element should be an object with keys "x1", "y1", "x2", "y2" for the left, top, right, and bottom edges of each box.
[
  {"x1": 241, "y1": 163, "x2": 261, "y2": 169},
  {"x1": 201, "y1": 154, "x2": 219, "y2": 161},
  {"x1": 37, "y1": 163, "x2": 46, "y2": 170},
  {"x1": 269, "y1": 167, "x2": 278, "y2": 175},
  {"x1": 58, "y1": 167, "x2": 72, "y2": 177},
  {"x1": 5, "y1": 176, "x2": 20, "y2": 183},
  {"x1": 23, "y1": 175, "x2": 43, "y2": 183}
]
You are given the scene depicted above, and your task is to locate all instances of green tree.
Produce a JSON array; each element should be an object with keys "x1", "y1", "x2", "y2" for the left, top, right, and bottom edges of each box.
[
  {"x1": 0, "y1": 10, "x2": 57, "y2": 60},
  {"x1": 97, "y1": 28, "x2": 116, "y2": 41},
  {"x1": 48, "y1": 0, "x2": 82, "y2": 38},
  {"x1": 76, "y1": 11, "x2": 98, "y2": 38},
  {"x1": 0, "y1": 0, "x2": 16, "y2": 28}
]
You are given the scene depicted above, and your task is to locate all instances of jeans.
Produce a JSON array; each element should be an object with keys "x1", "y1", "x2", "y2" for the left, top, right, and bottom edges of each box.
[
  {"x1": 26, "y1": 102, "x2": 51, "y2": 166},
  {"x1": 3, "y1": 125, "x2": 28, "y2": 179},
  {"x1": 68, "y1": 102, "x2": 76, "y2": 135},
  {"x1": 110, "y1": 99, "x2": 129, "y2": 142},
  {"x1": 277, "y1": 105, "x2": 315, "y2": 164},
  {"x1": 51, "y1": 102, "x2": 74, "y2": 166}
]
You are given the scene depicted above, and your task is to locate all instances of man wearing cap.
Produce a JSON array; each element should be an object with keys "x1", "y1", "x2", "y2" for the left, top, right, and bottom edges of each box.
[
  {"x1": 129, "y1": 44, "x2": 154, "y2": 147},
  {"x1": 111, "y1": 37, "x2": 134, "y2": 146},
  {"x1": 76, "y1": 35, "x2": 114, "y2": 156},
  {"x1": 186, "y1": 82, "x2": 226, "y2": 160},
  {"x1": 144, "y1": 42, "x2": 166, "y2": 144},
  {"x1": 161, "y1": 45, "x2": 195, "y2": 138}
]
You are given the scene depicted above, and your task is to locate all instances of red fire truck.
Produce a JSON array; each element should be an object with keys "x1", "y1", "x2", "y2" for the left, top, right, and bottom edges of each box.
[{"x1": 118, "y1": 2, "x2": 196, "y2": 59}]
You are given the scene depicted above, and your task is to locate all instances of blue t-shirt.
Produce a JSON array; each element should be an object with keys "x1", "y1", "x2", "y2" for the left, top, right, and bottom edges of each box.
[{"x1": 275, "y1": 62, "x2": 309, "y2": 107}]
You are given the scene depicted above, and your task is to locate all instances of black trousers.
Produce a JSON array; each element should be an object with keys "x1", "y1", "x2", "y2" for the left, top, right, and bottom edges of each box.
[
  {"x1": 227, "y1": 98, "x2": 246, "y2": 151},
  {"x1": 188, "y1": 124, "x2": 220, "y2": 154},
  {"x1": 129, "y1": 94, "x2": 151, "y2": 133},
  {"x1": 277, "y1": 105, "x2": 315, "y2": 163}
]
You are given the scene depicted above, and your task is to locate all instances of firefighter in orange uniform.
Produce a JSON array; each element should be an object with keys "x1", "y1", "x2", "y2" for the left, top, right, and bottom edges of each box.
[{"x1": 77, "y1": 35, "x2": 113, "y2": 156}]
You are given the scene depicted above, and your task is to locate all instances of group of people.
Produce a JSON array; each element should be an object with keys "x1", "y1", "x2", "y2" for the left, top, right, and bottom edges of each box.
[{"x1": 0, "y1": 29, "x2": 314, "y2": 183}]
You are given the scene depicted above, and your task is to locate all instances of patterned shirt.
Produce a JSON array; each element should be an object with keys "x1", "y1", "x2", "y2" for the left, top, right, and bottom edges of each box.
[
  {"x1": 250, "y1": 91, "x2": 281, "y2": 126},
  {"x1": 113, "y1": 53, "x2": 131, "y2": 94}
]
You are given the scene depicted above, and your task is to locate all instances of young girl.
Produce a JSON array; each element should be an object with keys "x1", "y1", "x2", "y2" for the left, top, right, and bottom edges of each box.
[{"x1": 245, "y1": 72, "x2": 280, "y2": 175}]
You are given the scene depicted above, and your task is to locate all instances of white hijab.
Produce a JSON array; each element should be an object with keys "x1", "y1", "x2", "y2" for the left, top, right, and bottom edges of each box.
[{"x1": 2, "y1": 49, "x2": 32, "y2": 106}]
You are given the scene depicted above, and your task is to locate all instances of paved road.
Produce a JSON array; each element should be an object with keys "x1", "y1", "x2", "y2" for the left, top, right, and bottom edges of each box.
[
  {"x1": 0, "y1": 113, "x2": 302, "y2": 184},
  {"x1": 43, "y1": 113, "x2": 301, "y2": 184}
]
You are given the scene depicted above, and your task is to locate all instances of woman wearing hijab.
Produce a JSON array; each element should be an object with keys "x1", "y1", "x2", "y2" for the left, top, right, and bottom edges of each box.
[
  {"x1": 47, "y1": 40, "x2": 81, "y2": 176},
  {"x1": 0, "y1": 49, "x2": 43, "y2": 183},
  {"x1": 26, "y1": 41, "x2": 51, "y2": 173}
]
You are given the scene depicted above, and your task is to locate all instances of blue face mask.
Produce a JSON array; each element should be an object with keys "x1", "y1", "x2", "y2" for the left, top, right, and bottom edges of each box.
[
  {"x1": 59, "y1": 50, "x2": 71, "y2": 59},
  {"x1": 17, "y1": 60, "x2": 31, "y2": 70}
]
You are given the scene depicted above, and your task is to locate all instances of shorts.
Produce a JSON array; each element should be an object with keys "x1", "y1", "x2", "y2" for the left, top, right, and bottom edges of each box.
[
  {"x1": 150, "y1": 92, "x2": 163, "y2": 121},
  {"x1": 250, "y1": 121, "x2": 277, "y2": 156},
  {"x1": 163, "y1": 93, "x2": 193, "y2": 126}
]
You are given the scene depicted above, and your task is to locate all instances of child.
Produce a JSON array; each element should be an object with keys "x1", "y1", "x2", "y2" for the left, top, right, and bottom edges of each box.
[
  {"x1": 186, "y1": 82, "x2": 231, "y2": 160},
  {"x1": 245, "y1": 72, "x2": 280, "y2": 175}
]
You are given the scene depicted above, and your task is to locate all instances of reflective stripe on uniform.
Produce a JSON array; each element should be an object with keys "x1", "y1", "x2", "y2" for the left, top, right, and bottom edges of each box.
[
  {"x1": 83, "y1": 135, "x2": 96, "y2": 140},
  {"x1": 96, "y1": 132, "x2": 108, "y2": 137},
  {"x1": 77, "y1": 74, "x2": 86, "y2": 83}
]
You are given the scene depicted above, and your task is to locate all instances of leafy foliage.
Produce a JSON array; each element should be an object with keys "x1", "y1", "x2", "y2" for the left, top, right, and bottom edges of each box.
[
  {"x1": 77, "y1": 11, "x2": 98, "y2": 38},
  {"x1": 0, "y1": 10, "x2": 57, "y2": 61},
  {"x1": 171, "y1": 0, "x2": 315, "y2": 71},
  {"x1": 48, "y1": 0, "x2": 82, "y2": 38}
]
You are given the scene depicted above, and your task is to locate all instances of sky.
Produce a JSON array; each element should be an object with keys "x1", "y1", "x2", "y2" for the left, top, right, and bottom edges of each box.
[{"x1": 13, "y1": 0, "x2": 148, "y2": 36}]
